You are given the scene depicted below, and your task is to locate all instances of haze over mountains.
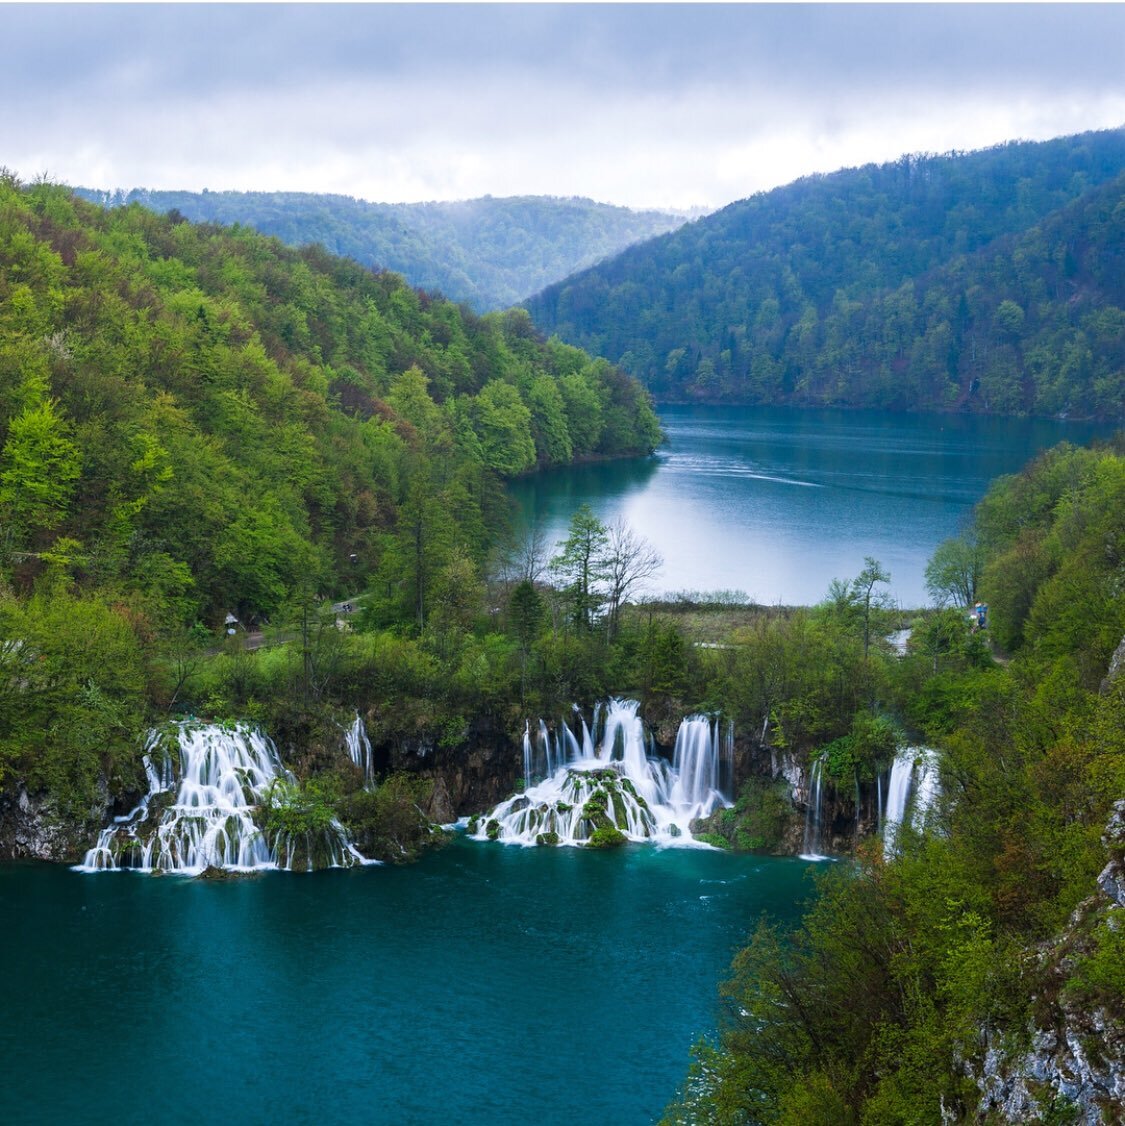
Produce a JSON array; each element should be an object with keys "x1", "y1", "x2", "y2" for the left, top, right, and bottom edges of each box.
[
  {"x1": 527, "y1": 129, "x2": 1125, "y2": 421},
  {"x1": 76, "y1": 129, "x2": 1125, "y2": 422},
  {"x1": 73, "y1": 188, "x2": 688, "y2": 313}
]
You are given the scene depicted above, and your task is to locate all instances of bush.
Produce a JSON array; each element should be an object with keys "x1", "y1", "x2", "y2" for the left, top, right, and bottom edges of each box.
[{"x1": 587, "y1": 826, "x2": 627, "y2": 849}]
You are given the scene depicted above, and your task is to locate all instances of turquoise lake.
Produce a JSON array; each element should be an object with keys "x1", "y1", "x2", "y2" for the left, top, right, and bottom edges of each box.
[
  {"x1": 0, "y1": 840, "x2": 813, "y2": 1126},
  {"x1": 510, "y1": 405, "x2": 1115, "y2": 607}
]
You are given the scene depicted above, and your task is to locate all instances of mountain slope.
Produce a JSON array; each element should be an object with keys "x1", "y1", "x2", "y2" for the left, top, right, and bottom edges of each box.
[
  {"x1": 526, "y1": 129, "x2": 1125, "y2": 420},
  {"x1": 73, "y1": 189, "x2": 686, "y2": 312},
  {"x1": 0, "y1": 176, "x2": 660, "y2": 630}
]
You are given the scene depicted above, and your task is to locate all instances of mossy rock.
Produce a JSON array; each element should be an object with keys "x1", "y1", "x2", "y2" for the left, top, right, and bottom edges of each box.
[
  {"x1": 667, "y1": 823, "x2": 682, "y2": 838},
  {"x1": 536, "y1": 831, "x2": 560, "y2": 847},
  {"x1": 467, "y1": 815, "x2": 480, "y2": 834},
  {"x1": 555, "y1": 801, "x2": 572, "y2": 813},
  {"x1": 486, "y1": 819, "x2": 500, "y2": 841},
  {"x1": 582, "y1": 795, "x2": 608, "y2": 818},
  {"x1": 695, "y1": 832, "x2": 731, "y2": 850},
  {"x1": 587, "y1": 827, "x2": 628, "y2": 849}
]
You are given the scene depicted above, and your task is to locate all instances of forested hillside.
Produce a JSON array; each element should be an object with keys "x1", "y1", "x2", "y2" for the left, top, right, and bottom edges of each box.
[
  {"x1": 0, "y1": 173, "x2": 662, "y2": 827},
  {"x1": 74, "y1": 188, "x2": 686, "y2": 312},
  {"x1": 527, "y1": 129, "x2": 1125, "y2": 421},
  {"x1": 0, "y1": 174, "x2": 660, "y2": 629},
  {"x1": 666, "y1": 437, "x2": 1125, "y2": 1122}
]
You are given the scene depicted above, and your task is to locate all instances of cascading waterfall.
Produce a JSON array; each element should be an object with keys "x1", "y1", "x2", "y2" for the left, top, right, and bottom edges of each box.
[
  {"x1": 76, "y1": 723, "x2": 375, "y2": 875},
  {"x1": 799, "y1": 757, "x2": 827, "y2": 861},
  {"x1": 882, "y1": 746, "x2": 941, "y2": 860},
  {"x1": 345, "y1": 713, "x2": 374, "y2": 787},
  {"x1": 470, "y1": 700, "x2": 733, "y2": 847},
  {"x1": 522, "y1": 721, "x2": 533, "y2": 789}
]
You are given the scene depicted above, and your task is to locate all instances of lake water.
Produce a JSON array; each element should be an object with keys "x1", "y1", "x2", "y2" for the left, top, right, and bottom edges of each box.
[
  {"x1": 510, "y1": 406, "x2": 1115, "y2": 607},
  {"x1": 0, "y1": 840, "x2": 813, "y2": 1126}
]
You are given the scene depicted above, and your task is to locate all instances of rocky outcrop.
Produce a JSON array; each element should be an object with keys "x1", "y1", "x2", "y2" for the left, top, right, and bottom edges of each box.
[
  {"x1": 1101, "y1": 635, "x2": 1125, "y2": 695},
  {"x1": 366, "y1": 713, "x2": 522, "y2": 823},
  {"x1": 975, "y1": 801, "x2": 1125, "y2": 1123},
  {"x1": 0, "y1": 781, "x2": 111, "y2": 862}
]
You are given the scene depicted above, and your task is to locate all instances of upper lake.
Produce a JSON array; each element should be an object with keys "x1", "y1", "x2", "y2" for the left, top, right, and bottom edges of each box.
[{"x1": 510, "y1": 405, "x2": 1116, "y2": 607}]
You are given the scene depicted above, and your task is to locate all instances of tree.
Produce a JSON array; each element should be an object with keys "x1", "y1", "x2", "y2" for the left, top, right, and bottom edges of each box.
[
  {"x1": 603, "y1": 517, "x2": 663, "y2": 640},
  {"x1": 925, "y1": 533, "x2": 984, "y2": 608},
  {"x1": 0, "y1": 399, "x2": 81, "y2": 538},
  {"x1": 851, "y1": 556, "x2": 891, "y2": 659},
  {"x1": 472, "y1": 381, "x2": 536, "y2": 476},
  {"x1": 550, "y1": 504, "x2": 609, "y2": 632}
]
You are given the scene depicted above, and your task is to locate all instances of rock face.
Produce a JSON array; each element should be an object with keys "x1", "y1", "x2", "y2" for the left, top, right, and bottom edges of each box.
[
  {"x1": 975, "y1": 801, "x2": 1125, "y2": 1123},
  {"x1": 0, "y1": 781, "x2": 110, "y2": 862},
  {"x1": 1101, "y1": 634, "x2": 1125, "y2": 694},
  {"x1": 368, "y1": 714, "x2": 522, "y2": 824}
]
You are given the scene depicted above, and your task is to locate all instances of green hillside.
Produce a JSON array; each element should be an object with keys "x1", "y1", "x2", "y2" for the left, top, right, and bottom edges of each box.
[
  {"x1": 74, "y1": 188, "x2": 686, "y2": 312},
  {"x1": 527, "y1": 130, "x2": 1125, "y2": 421},
  {"x1": 0, "y1": 175, "x2": 660, "y2": 632},
  {"x1": 667, "y1": 436, "x2": 1125, "y2": 1122}
]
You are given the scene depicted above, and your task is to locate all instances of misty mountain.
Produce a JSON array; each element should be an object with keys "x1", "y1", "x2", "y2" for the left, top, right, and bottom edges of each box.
[{"x1": 72, "y1": 188, "x2": 687, "y2": 312}]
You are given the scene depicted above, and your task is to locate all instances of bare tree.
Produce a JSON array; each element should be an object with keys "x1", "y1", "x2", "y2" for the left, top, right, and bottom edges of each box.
[
  {"x1": 604, "y1": 517, "x2": 663, "y2": 640},
  {"x1": 493, "y1": 523, "x2": 550, "y2": 588}
]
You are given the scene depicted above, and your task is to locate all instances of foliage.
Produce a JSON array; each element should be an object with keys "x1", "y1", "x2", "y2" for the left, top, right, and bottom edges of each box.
[
  {"x1": 0, "y1": 588, "x2": 149, "y2": 812},
  {"x1": 698, "y1": 777, "x2": 796, "y2": 853},
  {"x1": 260, "y1": 776, "x2": 340, "y2": 838},
  {"x1": 0, "y1": 176, "x2": 660, "y2": 635},
  {"x1": 336, "y1": 772, "x2": 442, "y2": 863},
  {"x1": 925, "y1": 532, "x2": 985, "y2": 608},
  {"x1": 0, "y1": 176, "x2": 664, "y2": 817},
  {"x1": 74, "y1": 188, "x2": 686, "y2": 312},
  {"x1": 665, "y1": 438, "x2": 1125, "y2": 1123},
  {"x1": 586, "y1": 825, "x2": 628, "y2": 849},
  {"x1": 528, "y1": 130, "x2": 1125, "y2": 421}
]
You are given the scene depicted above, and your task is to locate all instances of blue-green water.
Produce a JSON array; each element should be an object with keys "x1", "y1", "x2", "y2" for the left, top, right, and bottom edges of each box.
[
  {"x1": 0, "y1": 840, "x2": 813, "y2": 1126},
  {"x1": 511, "y1": 405, "x2": 1116, "y2": 606}
]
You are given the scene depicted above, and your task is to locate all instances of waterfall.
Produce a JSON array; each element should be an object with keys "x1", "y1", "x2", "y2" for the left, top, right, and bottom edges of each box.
[
  {"x1": 670, "y1": 715, "x2": 723, "y2": 819},
  {"x1": 76, "y1": 723, "x2": 376, "y2": 875},
  {"x1": 799, "y1": 757, "x2": 827, "y2": 860},
  {"x1": 470, "y1": 700, "x2": 733, "y2": 847},
  {"x1": 882, "y1": 746, "x2": 941, "y2": 860},
  {"x1": 345, "y1": 713, "x2": 374, "y2": 787}
]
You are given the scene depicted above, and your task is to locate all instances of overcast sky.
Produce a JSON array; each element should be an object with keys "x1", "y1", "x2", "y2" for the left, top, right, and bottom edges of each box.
[{"x1": 5, "y1": 3, "x2": 1125, "y2": 211}]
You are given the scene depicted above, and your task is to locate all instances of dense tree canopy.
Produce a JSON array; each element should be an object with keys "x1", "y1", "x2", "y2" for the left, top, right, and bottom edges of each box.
[
  {"x1": 0, "y1": 174, "x2": 660, "y2": 631},
  {"x1": 666, "y1": 435, "x2": 1125, "y2": 1124},
  {"x1": 74, "y1": 188, "x2": 687, "y2": 312},
  {"x1": 528, "y1": 130, "x2": 1125, "y2": 421}
]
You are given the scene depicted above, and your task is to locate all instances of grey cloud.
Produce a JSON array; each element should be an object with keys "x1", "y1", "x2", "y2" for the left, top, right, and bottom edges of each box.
[
  {"x1": 3, "y1": 5, "x2": 1124, "y2": 207},
  {"x1": 9, "y1": 5, "x2": 1125, "y2": 102}
]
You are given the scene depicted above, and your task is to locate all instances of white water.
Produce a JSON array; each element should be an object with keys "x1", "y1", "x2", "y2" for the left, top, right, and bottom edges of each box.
[
  {"x1": 77, "y1": 723, "x2": 375, "y2": 874},
  {"x1": 345, "y1": 713, "x2": 374, "y2": 787},
  {"x1": 799, "y1": 757, "x2": 829, "y2": 861},
  {"x1": 472, "y1": 700, "x2": 733, "y2": 847},
  {"x1": 882, "y1": 746, "x2": 941, "y2": 860}
]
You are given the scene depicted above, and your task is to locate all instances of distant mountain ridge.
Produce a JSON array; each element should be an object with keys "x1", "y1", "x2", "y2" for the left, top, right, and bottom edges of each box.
[
  {"x1": 525, "y1": 129, "x2": 1125, "y2": 421},
  {"x1": 72, "y1": 188, "x2": 687, "y2": 312}
]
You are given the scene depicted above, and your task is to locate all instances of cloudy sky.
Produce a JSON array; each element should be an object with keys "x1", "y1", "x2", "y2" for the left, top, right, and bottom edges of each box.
[{"x1": 5, "y1": 3, "x2": 1125, "y2": 211}]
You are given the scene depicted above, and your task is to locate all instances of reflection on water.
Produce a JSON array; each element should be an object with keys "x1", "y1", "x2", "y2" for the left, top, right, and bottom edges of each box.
[{"x1": 509, "y1": 405, "x2": 1114, "y2": 607}]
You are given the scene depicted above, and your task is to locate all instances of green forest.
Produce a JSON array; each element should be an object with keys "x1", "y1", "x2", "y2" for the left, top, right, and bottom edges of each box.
[
  {"x1": 0, "y1": 173, "x2": 661, "y2": 835},
  {"x1": 665, "y1": 437, "x2": 1125, "y2": 1123},
  {"x1": 75, "y1": 188, "x2": 685, "y2": 313},
  {"x1": 2, "y1": 156, "x2": 1124, "y2": 1123},
  {"x1": 527, "y1": 130, "x2": 1125, "y2": 421}
]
